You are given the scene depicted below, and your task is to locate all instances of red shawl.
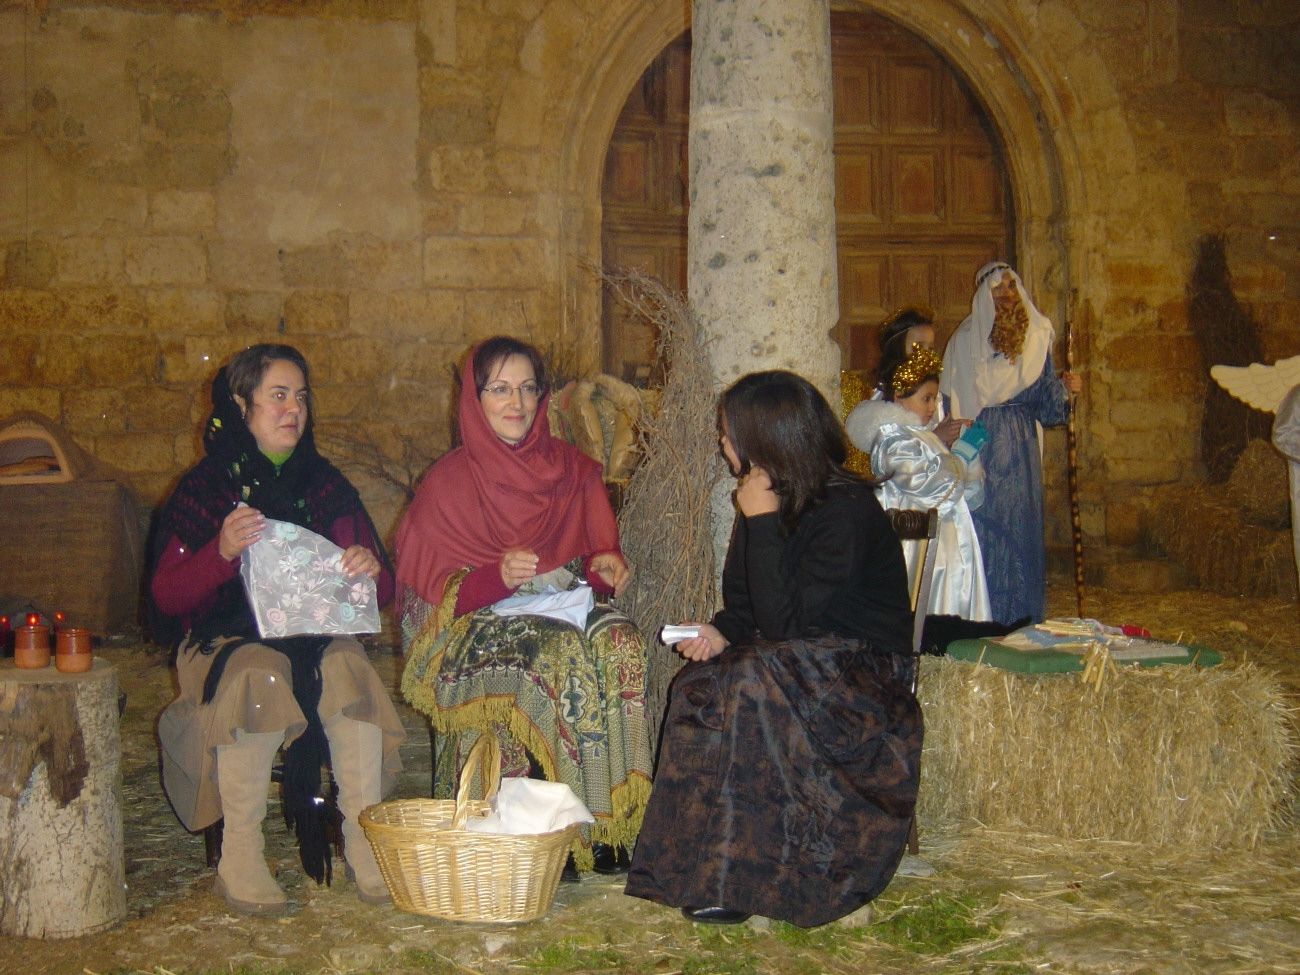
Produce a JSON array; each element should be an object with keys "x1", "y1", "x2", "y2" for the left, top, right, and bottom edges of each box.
[{"x1": 395, "y1": 351, "x2": 620, "y2": 605}]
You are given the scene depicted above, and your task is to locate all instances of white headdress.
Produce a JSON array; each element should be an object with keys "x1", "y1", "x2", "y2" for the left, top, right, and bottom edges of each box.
[{"x1": 940, "y1": 262, "x2": 1054, "y2": 419}]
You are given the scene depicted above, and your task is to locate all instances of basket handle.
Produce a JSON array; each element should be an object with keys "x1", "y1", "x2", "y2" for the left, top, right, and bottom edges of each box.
[{"x1": 451, "y1": 733, "x2": 502, "y2": 829}]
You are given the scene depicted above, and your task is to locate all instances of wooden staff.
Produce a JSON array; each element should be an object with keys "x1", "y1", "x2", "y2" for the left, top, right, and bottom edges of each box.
[{"x1": 1065, "y1": 292, "x2": 1085, "y2": 618}]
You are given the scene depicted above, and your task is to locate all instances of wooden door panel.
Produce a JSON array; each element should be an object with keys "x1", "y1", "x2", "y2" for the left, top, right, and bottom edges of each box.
[
  {"x1": 601, "y1": 13, "x2": 1012, "y2": 380},
  {"x1": 834, "y1": 146, "x2": 884, "y2": 223},
  {"x1": 888, "y1": 60, "x2": 942, "y2": 134},
  {"x1": 891, "y1": 147, "x2": 944, "y2": 223}
]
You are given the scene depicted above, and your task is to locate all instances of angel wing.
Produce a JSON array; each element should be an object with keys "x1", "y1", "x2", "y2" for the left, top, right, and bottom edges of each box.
[{"x1": 1209, "y1": 355, "x2": 1300, "y2": 414}]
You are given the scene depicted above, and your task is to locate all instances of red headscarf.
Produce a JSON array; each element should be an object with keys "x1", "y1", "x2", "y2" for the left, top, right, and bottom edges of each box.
[{"x1": 395, "y1": 347, "x2": 619, "y2": 605}]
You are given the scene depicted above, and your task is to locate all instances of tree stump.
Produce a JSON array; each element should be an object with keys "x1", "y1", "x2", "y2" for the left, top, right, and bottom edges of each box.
[{"x1": 0, "y1": 659, "x2": 126, "y2": 938}]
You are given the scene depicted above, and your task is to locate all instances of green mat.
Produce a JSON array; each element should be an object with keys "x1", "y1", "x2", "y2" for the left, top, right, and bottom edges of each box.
[{"x1": 945, "y1": 638, "x2": 1222, "y2": 674}]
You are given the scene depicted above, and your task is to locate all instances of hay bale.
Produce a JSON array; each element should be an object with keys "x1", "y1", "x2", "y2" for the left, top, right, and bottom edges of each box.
[
  {"x1": 1225, "y1": 439, "x2": 1290, "y2": 529},
  {"x1": 916, "y1": 656, "x2": 1296, "y2": 848},
  {"x1": 1149, "y1": 483, "x2": 1297, "y2": 600}
]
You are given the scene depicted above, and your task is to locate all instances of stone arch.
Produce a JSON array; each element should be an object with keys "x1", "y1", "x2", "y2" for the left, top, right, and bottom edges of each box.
[{"x1": 558, "y1": 0, "x2": 1115, "y2": 370}]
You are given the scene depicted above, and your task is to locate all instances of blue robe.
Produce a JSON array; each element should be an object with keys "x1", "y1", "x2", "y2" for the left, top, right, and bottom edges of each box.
[{"x1": 969, "y1": 352, "x2": 1070, "y2": 624}]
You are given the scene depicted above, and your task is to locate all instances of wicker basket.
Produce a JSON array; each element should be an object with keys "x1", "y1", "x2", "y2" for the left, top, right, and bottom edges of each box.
[{"x1": 359, "y1": 735, "x2": 577, "y2": 923}]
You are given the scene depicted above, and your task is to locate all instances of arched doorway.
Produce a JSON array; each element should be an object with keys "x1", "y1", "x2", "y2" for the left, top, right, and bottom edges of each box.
[{"x1": 600, "y1": 10, "x2": 1013, "y2": 383}]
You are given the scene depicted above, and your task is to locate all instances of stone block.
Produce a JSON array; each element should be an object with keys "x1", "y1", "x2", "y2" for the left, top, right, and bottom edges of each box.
[
  {"x1": 311, "y1": 384, "x2": 373, "y2": 423},
  {"x1": 345, "y1": 238, "x2": 423, "y2": 291},
  {"x1": 125, "y1": 236, "x2": 207, "y2": 285},
  {"x1": 281, "y1": 242, "x2": 353, "y2": 289},
  {"x1": 38, "y1": 335, "x2": 159, "y2": 387},
  {"x1": 54, "y1": 237, "x2": 125, "y2": 285},
  {"x1": 423, "y1": 238, "x2": 546, "y2": 289},
  {"x1": 0, "y1": 334, "x2": 41, "y2": 386},
  {"x1": 4, "y1": 239, "x2": 56, "y2": 287},
  {"x1": 1104, "y1": 454, "x2": 1184, "y2": 486},
  {"x1": 1104, "y1": 261, "x2": 1180, "y2": 292},
  {"x1": 144, "y1": 288, "x2": 223, "y2": 333},
  {"x1": 224, "y1": 291, "x2": 284, "y2": 334},
  {"x1": 0, "y1": 289, "x2": 63, "y2": 333},
  {"x1": 460, "y1": 288, "x2": 546, "y2": 342},
  {"x1": 429, "y1": 146, "x2": 494, "y2": 194},
  {"x1": 61, "y1": 288, "x2": 149, "y2": 333},
  {"x1": 283, "y1": 290, "x2": 349, "y2": 335},
  {"x1": 493, "y1": 149, "x2": 544, "y2": 193},
  {"x1": 61, "y1": 388, "x2": 127, "y2": 436},
  {"x1": 92, "y1": 431, "x2": 176, "y2": 475},
  {"x1": 1101, "y1": 334, "x2": 1201, "y2": 373},
  {"x1": 378, "y1": 289, "x2": 466, "y2": 339},
  {"x1": 392, "y1": 339, "x2": 461, "y2": 383},
  {"x1": 161, "y1": 336, "x2": 249, "y2": 386},
  {"x1": 207, "y1": 239, "x2": 285, "y2": 290},
  {"x1": 0, "y1": 387, "x2": 59, "y2": 418},
  {"x1": 328, "y1": 338, "x2": 392, "y2": 384},
  {"x1": 456, "y1": 194, "x2": 537, "y2": 236},
  {"x1": 150, "y1": 190, "x2": 217, "y2": 232},
  {"x1": 123, "y1": 385, "x2": 193, "y2": 433},
  {"x1": 494, "y1": 76, "x2": 545, "y2": 147},
  {"x1": 1109, "y1": 399, "x2": 1189, "y2": 432}
]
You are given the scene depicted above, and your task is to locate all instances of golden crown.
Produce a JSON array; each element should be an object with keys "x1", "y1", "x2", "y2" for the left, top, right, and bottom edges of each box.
[{"x1": 889, "y1": 344, "x2": 943, "y2": 398}]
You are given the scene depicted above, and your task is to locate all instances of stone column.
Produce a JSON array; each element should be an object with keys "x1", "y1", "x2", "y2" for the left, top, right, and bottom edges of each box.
[{"x1": 688, "y1": 0, "x2": 840, "y2": 396}]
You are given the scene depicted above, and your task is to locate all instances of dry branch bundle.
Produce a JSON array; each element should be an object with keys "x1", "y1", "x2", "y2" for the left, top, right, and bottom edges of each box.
[
  {"x1": 604, "y1": 269, "x2": 724, "y2": 745},
  {"x1": 916, "y1": 656, "x2": 1297, "y2": 848}
]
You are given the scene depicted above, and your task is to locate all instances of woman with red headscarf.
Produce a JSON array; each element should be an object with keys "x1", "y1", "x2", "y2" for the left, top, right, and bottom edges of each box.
[{"x1": 396, "y1": 337, "x2": 651, "y2": 872}]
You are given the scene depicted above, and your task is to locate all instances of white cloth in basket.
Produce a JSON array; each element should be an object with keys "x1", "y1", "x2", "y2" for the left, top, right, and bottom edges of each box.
[
  {"x1": 463, "y1": 777, "x2": 595, "y2": 835},
  {"x1": 239, "y1": 516, "x2": 381, "y2": 638}
]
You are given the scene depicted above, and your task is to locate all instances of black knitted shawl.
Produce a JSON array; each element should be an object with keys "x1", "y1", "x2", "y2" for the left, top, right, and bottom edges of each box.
[{"x1": 148, "y1": 366, "x2": 382, "y2": 884}]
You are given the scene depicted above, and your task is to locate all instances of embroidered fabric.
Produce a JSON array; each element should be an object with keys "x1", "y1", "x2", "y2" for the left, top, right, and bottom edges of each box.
[{"x1": 240, "y1": 517, "x2": 381, "y2": 638}]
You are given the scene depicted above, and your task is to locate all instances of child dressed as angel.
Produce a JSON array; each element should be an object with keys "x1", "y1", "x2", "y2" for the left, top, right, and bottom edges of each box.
[{"x1": 846, "y1": 343, "x2": 993, "y2": 622}]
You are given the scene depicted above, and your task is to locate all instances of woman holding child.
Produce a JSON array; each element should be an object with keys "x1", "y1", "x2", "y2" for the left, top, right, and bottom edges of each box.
[
  {"x1": 395, "y1": 336, "x2": 652, "y2": 872},
  {"x1": 626, "y1": 370, "x2": 921, "y2": 927}
]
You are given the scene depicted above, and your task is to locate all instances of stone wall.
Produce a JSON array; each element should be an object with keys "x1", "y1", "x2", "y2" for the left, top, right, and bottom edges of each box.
[{"x1": 0, "y1": 0, "x2": 1296, "y2": 589}]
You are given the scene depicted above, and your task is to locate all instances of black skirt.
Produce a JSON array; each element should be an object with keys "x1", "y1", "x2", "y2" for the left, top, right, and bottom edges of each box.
[{"x1": 625, "y1": 635, "x2": 922, "y2": 927}]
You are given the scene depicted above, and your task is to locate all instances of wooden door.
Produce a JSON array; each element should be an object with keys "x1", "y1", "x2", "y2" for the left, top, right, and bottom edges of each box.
[{"x1": 601, "y1": 12, "x2": 1012, "y2": 382}]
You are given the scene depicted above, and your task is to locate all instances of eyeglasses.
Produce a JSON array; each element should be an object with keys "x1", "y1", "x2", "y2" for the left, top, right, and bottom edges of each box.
[{"x1": 480, "y1": 381, "x2": 544, "y2": 401}]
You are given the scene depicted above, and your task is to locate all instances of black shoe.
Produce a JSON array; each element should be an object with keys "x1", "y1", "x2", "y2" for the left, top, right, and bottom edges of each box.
[
  {"x1": 560, "y1": 854, "x2": 580, "y2": 884},
  {"x1": 591, "y1": 842, "x2": 630, "y2": 876},
  {"x1": 682, "y1": 906, "x2": 751, "y2": 925}
]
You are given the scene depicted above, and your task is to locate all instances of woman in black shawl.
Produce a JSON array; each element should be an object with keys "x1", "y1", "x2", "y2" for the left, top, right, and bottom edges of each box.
[
  {"x1": 149, "y1": 344, "x2": 404, "y2": 914},
  {"x1": 625, "y1": 370, "x2": 921, "y2": 927}
]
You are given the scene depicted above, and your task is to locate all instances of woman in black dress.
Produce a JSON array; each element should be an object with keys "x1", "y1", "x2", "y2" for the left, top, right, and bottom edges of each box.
[{"x1": 625, "y1": 370, "x2": 920, "y2": 927}]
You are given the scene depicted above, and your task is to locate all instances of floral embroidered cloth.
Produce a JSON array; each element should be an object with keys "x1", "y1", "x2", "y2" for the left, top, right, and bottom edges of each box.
[{"x1": 240, "y1": 518, "x2": 380, "y2": 638}]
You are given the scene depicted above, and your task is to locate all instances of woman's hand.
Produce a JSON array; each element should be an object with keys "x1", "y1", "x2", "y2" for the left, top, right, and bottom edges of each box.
[
  {"x1": 1061, "y1": 371, "x2": 1083, "y2": 395},
  {"x1": 735, "y1": 465, "x2": 779, "y2": 517},
  {"x1": 218, "y1": 505, "x2": 264, "y2": 561},
  {"x1": 676, "y1": 623, "x2": 729, "y2": 663},
  {"x1": 589, "y1": 552, "x2": 631, "y2": 597},
  {"x1": 500, "y1": 549, "x2": 540, "y2": 590},
  {"x1": 340, "y1": 544, "x2": 381, "y2": 579}
]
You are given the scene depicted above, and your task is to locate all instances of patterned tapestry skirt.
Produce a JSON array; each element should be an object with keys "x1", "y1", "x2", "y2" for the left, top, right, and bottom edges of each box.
[
  {"x1": 624, "y1": 635, "x2": 922, "y2": 927},
  {"x1": 401, "y1": 578, "x2": 652, "y2": 860}
]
